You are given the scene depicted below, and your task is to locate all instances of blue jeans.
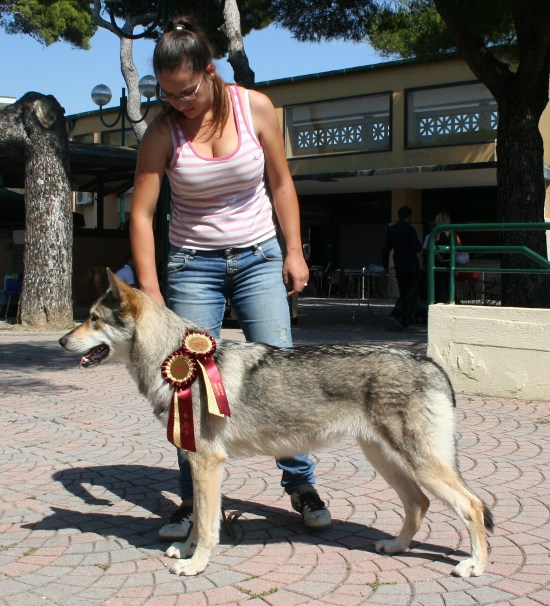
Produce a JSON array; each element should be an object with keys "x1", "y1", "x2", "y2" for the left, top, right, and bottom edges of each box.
[{"x1": 166, "y1": 235, "x2": 316, "y2": 498}]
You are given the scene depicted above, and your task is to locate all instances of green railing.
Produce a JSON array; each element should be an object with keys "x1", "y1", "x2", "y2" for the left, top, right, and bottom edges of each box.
[{"x1": 426, "y1": 222, "x2": 550, "y2": 305}]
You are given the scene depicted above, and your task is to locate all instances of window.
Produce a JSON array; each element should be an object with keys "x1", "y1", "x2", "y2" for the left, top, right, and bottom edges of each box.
[
  {"x1": 285, "y1": 93, "x2": 391, "y2": 158},
  {"x1": 101, "y1": 128, "x2": 138, "y2": 148},
  {"x1": 72, "y1": 133, "x2": 94, "y2": 143},
  {"x1": 406, "y1": 82, "x2": 497, "y2": 148}
]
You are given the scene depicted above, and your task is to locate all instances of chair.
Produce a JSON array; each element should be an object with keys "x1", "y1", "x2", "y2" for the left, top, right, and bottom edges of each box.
[
  {"x1": 456, "y1": 271, "x2": 480, "y2": 302},
  {"x1": 0, "y1": 276, "x2": 22, "y2": 319},
  {"x1": 327, "y1": 269, "x2": 341, "y2": 296},
  {"x1": 308, "y1": 264, "x2": 325, "y2": 295}
]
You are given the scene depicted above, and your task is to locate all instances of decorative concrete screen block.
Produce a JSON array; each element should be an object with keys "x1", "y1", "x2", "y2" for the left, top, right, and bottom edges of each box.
[{"x1": 427, "y1": 304, "x2": 550, "y2": 400}]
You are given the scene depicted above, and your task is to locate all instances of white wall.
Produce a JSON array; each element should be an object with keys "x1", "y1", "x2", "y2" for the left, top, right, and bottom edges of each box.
[{"x1": 427, "y1": 304, "x2": 550, "y2": 400}]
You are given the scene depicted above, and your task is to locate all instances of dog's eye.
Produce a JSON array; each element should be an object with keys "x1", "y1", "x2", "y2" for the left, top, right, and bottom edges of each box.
[{"x1": 90, "y1": 313, "x2": 99, "y2": 323}]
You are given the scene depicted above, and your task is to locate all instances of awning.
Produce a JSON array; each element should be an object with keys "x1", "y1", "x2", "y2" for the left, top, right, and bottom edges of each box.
[{"x1": 0, "y1": 141, "x2": 137, "y2": 195}]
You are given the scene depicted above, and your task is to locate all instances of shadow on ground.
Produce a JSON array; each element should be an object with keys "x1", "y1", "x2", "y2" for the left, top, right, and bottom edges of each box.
[{"x1": 19, "y1": 463, "x2": 465, "y2": 569}]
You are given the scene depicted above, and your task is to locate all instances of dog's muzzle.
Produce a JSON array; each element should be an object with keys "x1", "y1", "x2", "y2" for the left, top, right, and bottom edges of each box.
[
  {"x1": 79, "y1": 344, "x2": 110, "y2": 367},
  {"x1": 59, "y1": 337, "x2": 110, "y2": 368}
]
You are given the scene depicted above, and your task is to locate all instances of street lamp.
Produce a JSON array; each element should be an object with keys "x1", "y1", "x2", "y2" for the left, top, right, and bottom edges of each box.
[{"x1": 91, "y1": 75, "x2": 157, "y2": 146}]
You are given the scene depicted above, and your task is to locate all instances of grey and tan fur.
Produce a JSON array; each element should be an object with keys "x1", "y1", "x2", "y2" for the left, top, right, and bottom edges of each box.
[{"x1": 59, "y1": 270, "x2": 493, "y2": 578}]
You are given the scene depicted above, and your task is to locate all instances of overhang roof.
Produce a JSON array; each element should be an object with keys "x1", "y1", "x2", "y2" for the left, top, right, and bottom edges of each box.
[
  {"x1": 0, "y1": 141, "x2": 137, "y2": 195},
  {"x1": 292, "y1": 161, "x2": 498, "y2": 195}
]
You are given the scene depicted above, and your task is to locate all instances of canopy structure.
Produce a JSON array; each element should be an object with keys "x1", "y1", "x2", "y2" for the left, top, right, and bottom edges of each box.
[
  {"x1": 0, "y1": 142, "x2": 137, "y2": 228},
  {"x1": 0, "y1": 141, "x2": 137, "y2": 194}
]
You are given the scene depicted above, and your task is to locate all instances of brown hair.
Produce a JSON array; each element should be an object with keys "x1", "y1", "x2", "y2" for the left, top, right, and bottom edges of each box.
[{"x1": 153, "y1": 16, "x2": 230, "y2": 137}]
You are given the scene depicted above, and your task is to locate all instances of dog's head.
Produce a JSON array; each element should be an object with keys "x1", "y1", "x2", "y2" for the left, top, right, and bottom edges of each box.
[{"x1": 59, "y1": 269, "x2": 141, "y2": 367}]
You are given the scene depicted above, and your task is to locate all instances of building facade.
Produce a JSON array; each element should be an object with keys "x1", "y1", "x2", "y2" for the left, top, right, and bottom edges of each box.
[{"x1": 66, "y1": 53, "x2": 550, "y2": 281}]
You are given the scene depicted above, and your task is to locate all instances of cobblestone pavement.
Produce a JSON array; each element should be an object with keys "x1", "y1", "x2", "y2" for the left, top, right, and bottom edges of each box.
[{"x1": 0, "y1": 298, "x2": 548, "y2": 605}]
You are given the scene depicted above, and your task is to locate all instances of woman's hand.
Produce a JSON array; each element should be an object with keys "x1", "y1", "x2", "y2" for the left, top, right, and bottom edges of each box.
[
  {"x1": 141, "y1": 286, "x2": 166, "y2": 307},
  {"x1": 283, "y1": 251, "x2": 310, "y2": 296}
]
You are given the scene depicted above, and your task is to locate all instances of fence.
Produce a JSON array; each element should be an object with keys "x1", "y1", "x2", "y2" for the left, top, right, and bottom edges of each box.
[{"x1": 425, "y1": 222, "x2": 550, "y2": 305}]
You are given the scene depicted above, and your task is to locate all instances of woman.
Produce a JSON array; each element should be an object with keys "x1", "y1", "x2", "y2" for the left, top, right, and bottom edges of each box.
[
  {"x1": 434, "y1": 211, "x2": 463, "y2": 302},
  {"x1": 130, "y1": 16, "x2": 331, "y2": 542}
]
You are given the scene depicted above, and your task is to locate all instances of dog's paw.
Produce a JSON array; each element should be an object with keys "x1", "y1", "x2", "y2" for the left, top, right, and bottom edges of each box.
[
  {"x1": 374, "y1": 538, "x2": 406, "y2": 555},
  {"x1": 452, "y1": 557, "x2": 483, "y2": 578},
  {"x1": 170, "y1": 557, "x2": 207, "y2": 576},
  {"x1": 165, "y1": 541, "x2": 194, "y2": 559}
]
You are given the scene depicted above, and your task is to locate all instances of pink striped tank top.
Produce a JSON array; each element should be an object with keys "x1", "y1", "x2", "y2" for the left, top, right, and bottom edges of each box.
[{"x1": 165, "y1": 85, "x2": 276, "y2": 250}]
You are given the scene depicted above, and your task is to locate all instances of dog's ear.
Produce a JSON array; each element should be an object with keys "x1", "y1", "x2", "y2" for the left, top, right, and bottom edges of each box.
[
  {"x1": 106, "y1": 268, "x2": 129, "y2": 301},
  {"x1": 106, "y1": 268, "x2": 141, "y2": 316}
]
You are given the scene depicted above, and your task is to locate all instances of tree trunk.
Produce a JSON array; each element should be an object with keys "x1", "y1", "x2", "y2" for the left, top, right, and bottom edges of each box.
[
  {"x1": 91, "y1": 1, "x2": 152, "y2": 143},
  {"x1": 120, "y1": 36, "x2": 148, "y2": 142},
  {"x1": 221, "y1": 0, "x2": 256, "y2": 88},
  {"x1": 434, "y1": 0, "x2": 550, "y2": 307},
  {"x1": 0, "y1": 93, "x2": 73, "y2": 327},
  {"x1": 495, "y1": 94, "x2": 550, "y2": 307}
]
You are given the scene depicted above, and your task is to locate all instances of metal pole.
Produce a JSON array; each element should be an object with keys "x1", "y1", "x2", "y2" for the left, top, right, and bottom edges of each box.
[{"x1": 120, "y1": 88, "x2": 126, "y2": 147}]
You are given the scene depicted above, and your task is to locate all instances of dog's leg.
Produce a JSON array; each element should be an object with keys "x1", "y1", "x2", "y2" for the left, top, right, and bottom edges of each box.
[
  {"x1": 167, "y1": 452, "x2": 225, "y2": 576},
  {"x1": 414, "y1": 461, "x2": 490, "y2": 578},
  {"x1": 165, "y1": 496, "x2": 199, "y2": 562},
  {"x1": 359, "y1": 439, "x2": 430, "y2": 554}
]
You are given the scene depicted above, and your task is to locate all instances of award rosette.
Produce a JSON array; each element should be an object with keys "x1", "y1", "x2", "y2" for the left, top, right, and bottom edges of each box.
[
  {"x1": 161, "y1": 330, "x2": 230, "y2": 452},
  {"x1": 183, "y1": 331, "x2": 230, "y2": 418},
  {"x1": 162, "y1": 351, "x2": 198, "y2": 452},
  {"x1": 182, "y1": 331, "x2": 216, "y2": 359},
  {"x1": 162, "y1": 351, "x2": 197, "y2": 387}
]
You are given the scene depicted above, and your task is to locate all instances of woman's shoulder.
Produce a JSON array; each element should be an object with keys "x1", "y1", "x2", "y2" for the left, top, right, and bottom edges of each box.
[
  {"x1": 140, "y1": 113, "x2": 174, "y2": 145},
  {"x1": 148, "y1": 112, "x2": 173, "y2": 134},
  {"x1": 227, "y1": 84, "x2": 268, "y2": 103},
  {"x1": 247, "y1": 88, "x2": 275, "y2": 110},
  {"x1": 138, "y1": 114, "x2": 174, "y2": 164},
  {"x1": 226, "y1": 84, "x2": 275, "y2": 114},
  {"x1": 246, "y1": 89, "x2": 278, "y2": 133}
]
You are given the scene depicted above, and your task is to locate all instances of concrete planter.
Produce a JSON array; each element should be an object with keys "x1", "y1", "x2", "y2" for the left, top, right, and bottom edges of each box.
[{"x1": 427, "y1": 304, "x2": 550, "y2": 400}]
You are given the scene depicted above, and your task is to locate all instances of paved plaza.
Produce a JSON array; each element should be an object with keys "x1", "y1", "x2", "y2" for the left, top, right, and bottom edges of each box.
[{"x1": 0, "y1": 297, "x2": 548, "y2": 605}]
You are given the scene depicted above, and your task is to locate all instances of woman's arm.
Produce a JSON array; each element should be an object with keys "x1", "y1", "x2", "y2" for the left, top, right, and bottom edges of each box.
[
  {"x1": 130, "y1": 118, "x2": 173, "y2": 305},
  {"x1": 248, "y1": 89, "x2": 309, "y2": 296}
]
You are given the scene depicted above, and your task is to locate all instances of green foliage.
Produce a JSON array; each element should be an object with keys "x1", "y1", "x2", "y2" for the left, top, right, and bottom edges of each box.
[
  {"x1": 0, "y1": 0, "x2": 275, "y2": 55},
  {"x1": 270, "y1": 0, "x2": 377, "y2": 43},
  {"x1": 0, "y1": 0, "x2": 96, "y2": 48},
  {"x1": 365, "y1": 0, "x2": 517, "y2": 59},
  {"x1": 129, "y1": 0, "x2": 276, "y2": 58},
  {"x1": 366, "y1": 2, "x2": 453, "y2": 58},
  {"x1": 267, "y1": 0, "x2": 519, "y2": 60}
]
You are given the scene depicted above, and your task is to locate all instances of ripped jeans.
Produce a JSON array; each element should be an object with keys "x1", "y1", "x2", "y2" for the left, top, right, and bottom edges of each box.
[{"x1": 166, "y1": 235, "x2": 317, "y2": 500}]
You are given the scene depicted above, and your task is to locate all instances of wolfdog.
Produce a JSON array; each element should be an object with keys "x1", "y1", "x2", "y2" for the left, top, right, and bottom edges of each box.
[{"x1": 59, "y1": 270, "x2": 493, "y2": 578}]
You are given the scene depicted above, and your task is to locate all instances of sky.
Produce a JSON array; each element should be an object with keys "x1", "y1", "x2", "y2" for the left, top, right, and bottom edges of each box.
[{"x1": 0, "y1": 23, "x2": 384, "y2": 116}]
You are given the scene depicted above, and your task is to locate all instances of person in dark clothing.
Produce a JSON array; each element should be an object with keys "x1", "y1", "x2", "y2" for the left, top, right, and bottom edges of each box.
[{"x1": 382, "y1": 206, "x2": 422, "y2": 329}]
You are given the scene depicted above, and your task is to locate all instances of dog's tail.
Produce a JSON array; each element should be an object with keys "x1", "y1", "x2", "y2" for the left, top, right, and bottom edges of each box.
[{"x1": 483, "y1": 503, "x2": 495, "y2": 532}]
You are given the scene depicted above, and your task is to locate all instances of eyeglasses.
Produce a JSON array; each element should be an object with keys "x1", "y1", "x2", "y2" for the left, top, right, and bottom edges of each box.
[{"x1": 158, "y1": 73, "x2": 205, "y2": 103}]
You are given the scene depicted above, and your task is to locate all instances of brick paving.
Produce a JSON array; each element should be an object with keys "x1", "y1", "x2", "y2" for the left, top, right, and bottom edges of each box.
[{"x1": 0, "y1": 297, "x2": 548, "y2": 605}]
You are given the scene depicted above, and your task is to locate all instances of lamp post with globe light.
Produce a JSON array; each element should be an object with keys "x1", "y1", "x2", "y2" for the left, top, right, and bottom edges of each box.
[{"x1": 91, "y1": 75, "x2": 157, "y2": 146}]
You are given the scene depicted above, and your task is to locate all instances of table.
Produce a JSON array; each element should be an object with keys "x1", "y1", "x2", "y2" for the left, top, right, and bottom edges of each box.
[
  {"x1": 342, "y1": 268, "x2": 383, "y2": 320},
  {"x1": 308, "y1": 266, "x2": 325, "y2": 295}
]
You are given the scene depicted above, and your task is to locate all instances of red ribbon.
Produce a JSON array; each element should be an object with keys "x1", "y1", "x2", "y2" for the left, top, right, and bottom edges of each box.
[
  {"x1": 166, "y1": 388, "x2": 196, "y2": 452},
  {"x1": 200, "y1": 356, "x2": 231, "y2": 416}
]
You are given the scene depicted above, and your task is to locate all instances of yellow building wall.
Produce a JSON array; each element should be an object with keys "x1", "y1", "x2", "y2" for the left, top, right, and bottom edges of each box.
[
  {"x1": 260, "y1": 56, "x2": 498, "y2": 178},
  {"x1": 68, "y1": 55, "x2": 549, "y2": 174}
]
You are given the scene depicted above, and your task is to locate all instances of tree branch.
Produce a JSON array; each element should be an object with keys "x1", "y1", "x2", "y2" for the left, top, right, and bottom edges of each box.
[{"x1": 433, "y1": 0, "x2": 515, "y2": 94}]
